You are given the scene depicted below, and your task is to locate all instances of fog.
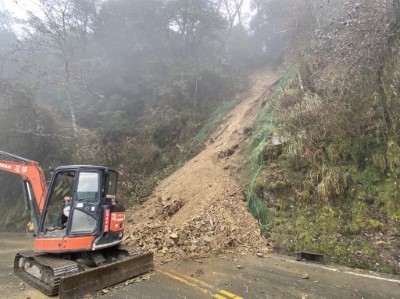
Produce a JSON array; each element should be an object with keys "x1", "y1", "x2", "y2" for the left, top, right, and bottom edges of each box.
[{"x1": 0, "y1": 0, "x2": 300, "y2": 230}]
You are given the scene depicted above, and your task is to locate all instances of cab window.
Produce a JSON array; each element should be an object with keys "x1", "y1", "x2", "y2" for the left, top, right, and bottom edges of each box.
[
  {"x1": 69, "y1": 171, "x2": 100, "y2": 234},
  {"x1": 42, "y1": 170, "x2": 76, "y2": 231},
  {"x1": 77, "y1": 172, "x2": 99, "y2": 203},
  {"x1": 106, "y1": 170, "x2": 118, "y2": 196}
]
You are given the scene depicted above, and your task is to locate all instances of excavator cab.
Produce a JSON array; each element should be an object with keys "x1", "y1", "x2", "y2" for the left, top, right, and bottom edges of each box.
[{"x1": 35, "y1": 166, "x2": 125, "y2": 253}]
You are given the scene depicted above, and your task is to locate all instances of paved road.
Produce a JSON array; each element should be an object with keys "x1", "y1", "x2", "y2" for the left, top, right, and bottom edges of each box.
[
  {"x1": 103, "y1": 254, "x2": 400, "y2": 299},
  {"x1": 1, "y1": 233, "x2": 400, "y2": 299}
]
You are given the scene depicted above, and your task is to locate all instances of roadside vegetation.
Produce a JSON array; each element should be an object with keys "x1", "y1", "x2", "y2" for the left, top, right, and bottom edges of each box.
[{"x1": 246, "y1": 0, "x2": 400, "y2": 273}]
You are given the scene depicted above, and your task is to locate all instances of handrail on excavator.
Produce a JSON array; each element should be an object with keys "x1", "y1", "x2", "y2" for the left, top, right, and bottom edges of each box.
[{"x1": 0, "y1": 151, "x2": 35, "y2": 164}]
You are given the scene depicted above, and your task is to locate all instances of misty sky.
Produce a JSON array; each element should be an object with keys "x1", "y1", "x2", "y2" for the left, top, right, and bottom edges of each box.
[{"x1": 1, "y1": 0, "x2": 253, "y2": 23}]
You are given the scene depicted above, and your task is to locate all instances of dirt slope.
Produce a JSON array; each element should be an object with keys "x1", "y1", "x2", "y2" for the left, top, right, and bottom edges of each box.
[{"x1": 124, "y1": 68, "x2": 279, "y2": 263}]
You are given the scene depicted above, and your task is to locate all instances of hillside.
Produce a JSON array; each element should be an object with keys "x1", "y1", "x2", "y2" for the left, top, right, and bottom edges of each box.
[
  {"x1": 124, "y1": 68, "x2": 278, "y2": 262},
  {"x1": 125, "y1": 0, "x2": 400, "y2": 274},
  {"x1": 245, "y1": 0, "x2": 400, "y2": 274}
]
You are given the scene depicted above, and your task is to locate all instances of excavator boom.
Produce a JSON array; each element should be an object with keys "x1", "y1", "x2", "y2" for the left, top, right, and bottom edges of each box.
[{"x1": 0, "y1": 151, "x2": 47, "y2": 212}]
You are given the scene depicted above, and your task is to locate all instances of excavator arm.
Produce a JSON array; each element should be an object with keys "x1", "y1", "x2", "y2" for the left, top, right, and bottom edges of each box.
[{"x1": 0, "y1": 151, "x2": 48, "y2": 233}]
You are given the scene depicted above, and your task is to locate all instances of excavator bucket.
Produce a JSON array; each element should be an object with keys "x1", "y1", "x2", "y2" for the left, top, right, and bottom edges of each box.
[{"x1": 59, "y1": 251, "x2": 154, "y2": 299}]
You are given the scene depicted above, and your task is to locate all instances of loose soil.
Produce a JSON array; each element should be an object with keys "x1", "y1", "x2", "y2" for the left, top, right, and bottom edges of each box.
[{"x1": 124, "y1": 68, "x2": 279, "y2": 263}]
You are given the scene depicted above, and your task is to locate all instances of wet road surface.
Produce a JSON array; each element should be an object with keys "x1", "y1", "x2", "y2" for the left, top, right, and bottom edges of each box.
[{"x1": 1, "y1": 233, "x2": 400, "y2": 299}]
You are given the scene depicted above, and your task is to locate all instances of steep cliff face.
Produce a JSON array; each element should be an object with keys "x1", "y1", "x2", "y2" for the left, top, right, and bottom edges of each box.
[{"x1": 247, "y1": 0, "x2": 400, "y2": 273}]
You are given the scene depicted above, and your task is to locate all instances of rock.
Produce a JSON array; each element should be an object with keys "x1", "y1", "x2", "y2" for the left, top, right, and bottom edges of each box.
[
  {"x1": 142, "y1": 274, "x2": 151, "y2": 280},
  {"x1": 302, "y1": 273, "x2": 309, "y2": 279},
  {"x1": 195, "y1": 269, "x2": 204, "y2": 276},
  {"x1": 203, "y1": 235, "x2": 213, "y2": 242},
  {"x1": 170, "y1": 233, "x2": 178, "y2": 239},
  {"x1": 256, "y1": 252, "x2": 264, "y2": 258},
  {"x1": 242, "y1": 126, "x2": 252, "y2": 135},
  {"x1": 166, "y1": 239, "x2": 175, "y2": 247}
]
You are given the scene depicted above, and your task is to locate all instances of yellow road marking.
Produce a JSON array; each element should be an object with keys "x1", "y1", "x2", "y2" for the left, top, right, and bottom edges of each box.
[
  {"x1": 220, "y1": 289, "x2": 243, "y2": 299},
  {"x1": 157, "y1": 268, "x2": 244, "y2": 299},
  {"x1": 183, "y1": 275, "x2": 243, "y2": 299},
  {"x1": 182, "y1": 273, "x2": 243, "y2": 299},
  {"x1": 181, "y1": 273, "x2": 214, "y2": 288},
  {"x1": 156, "y1": 269, "x2": 211, "y2": 295}
]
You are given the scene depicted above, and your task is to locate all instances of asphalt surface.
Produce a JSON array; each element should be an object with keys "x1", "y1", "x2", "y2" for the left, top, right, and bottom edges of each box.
[
  {"x1": 1, "y1": 233, "x2": 400, "y2": 299},
  {"x1": 102, "y1": 254, "x2": 400, "y2": 299}
]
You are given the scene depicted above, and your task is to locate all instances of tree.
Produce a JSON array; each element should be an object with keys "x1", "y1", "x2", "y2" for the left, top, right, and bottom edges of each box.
[
  {"x1": 23, "y1": 0, "x2": 101, "y2": 143},
  {"x1": 0, "y1": 7, "x2": 18, "y2": 78},
  {"x1": 166, "y1": 0, "x2": 226, "y2": 61},
  {"x1": 249, "y1": 0, "x2": 315, "y2": 65}
]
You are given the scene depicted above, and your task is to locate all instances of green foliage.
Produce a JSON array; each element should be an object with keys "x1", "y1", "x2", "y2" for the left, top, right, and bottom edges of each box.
[
  {"x1": 225, "y1": 24, "x2": 259, "y2": 69},
  {"x1": 0, "y1": 81, "x2": 74, "y2": 231},
  {"x1": 249, "y1": 0, "x2": 316, "y2": 66},
  {"x1": 271, "y1": 201, "x2": 394, "y2": 273},
  {"x1": 0, "y1": 195, "x2": 31, "y2": 232},
  {"x1": 245, "y1": 70, "x2": 293, "y2": 230},
  {"x1": 243, "y1": 0, "x2": 400, "y2": 274}
]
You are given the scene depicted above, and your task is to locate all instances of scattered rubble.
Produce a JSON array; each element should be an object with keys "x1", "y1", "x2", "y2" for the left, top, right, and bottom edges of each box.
[
  {"x1": 302, "y1": 273, "x2": 309, "y2": 280},
  {"x1": 124, "y1": 193, "x2": 271, "y2": 263}
]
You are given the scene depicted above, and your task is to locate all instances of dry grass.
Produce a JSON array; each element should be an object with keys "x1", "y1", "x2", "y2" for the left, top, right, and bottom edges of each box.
[
  {"x1": 387, "y1": 140, "x2": 400, "y2": 175},
  {"x1": 317, "y1": 170, "x2": 342, "y2": 202}
]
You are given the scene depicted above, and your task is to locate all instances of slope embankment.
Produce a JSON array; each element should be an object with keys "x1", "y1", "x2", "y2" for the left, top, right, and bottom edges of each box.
[{"x1": 124, "y1": 68, "x2": 279, "y2": 263}]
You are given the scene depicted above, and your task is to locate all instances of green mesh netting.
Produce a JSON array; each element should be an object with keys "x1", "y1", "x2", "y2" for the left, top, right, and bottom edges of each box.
[
  {"x1": 247, "y1": 70, "x2": 293, "y2": 230},
  {"x1": 193, "y1": 99, "x2": 239, "y2": 143},
  {"x1": 175, "y1": 99, "x2": 240, "y2": 169}
]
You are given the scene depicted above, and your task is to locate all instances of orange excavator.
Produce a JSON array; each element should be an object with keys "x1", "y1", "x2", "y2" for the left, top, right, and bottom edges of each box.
[{"x1": 0, "y1": 151, "x2": 153, "y2": 298}]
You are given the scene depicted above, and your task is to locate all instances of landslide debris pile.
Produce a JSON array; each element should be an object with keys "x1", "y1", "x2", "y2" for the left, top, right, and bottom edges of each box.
[
  {"x1": 124, "y1": 69, "x2": 278, "y2": 263},
  {"x1": 124, "y1": 194, "x2": 271, "y2": 263}
]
